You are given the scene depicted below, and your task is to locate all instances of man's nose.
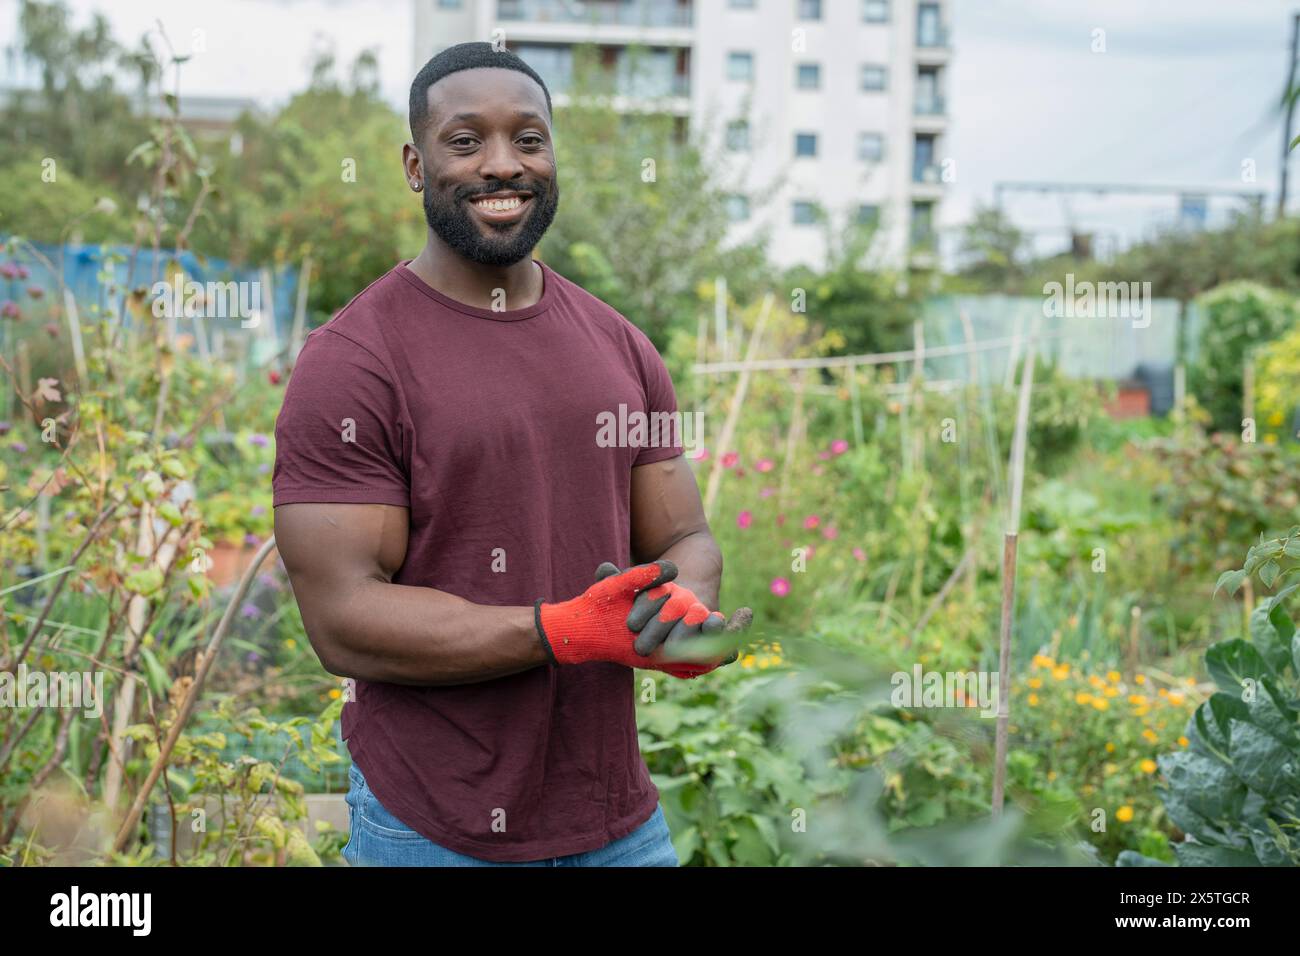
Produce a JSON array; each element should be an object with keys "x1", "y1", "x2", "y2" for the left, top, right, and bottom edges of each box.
[{"x1": 477, "y1": 134, "x2": 526, "y2": 183}]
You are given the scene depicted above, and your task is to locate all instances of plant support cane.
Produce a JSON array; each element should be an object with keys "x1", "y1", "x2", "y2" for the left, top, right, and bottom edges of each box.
[{"x1": 992, "y1": 319, "x2": 1038, "y2": 816}]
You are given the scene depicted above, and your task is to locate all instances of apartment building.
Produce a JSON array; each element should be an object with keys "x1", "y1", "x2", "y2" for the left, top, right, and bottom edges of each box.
[{"x1": 411, "y1": 0, "x2": 951, "y2": 271}]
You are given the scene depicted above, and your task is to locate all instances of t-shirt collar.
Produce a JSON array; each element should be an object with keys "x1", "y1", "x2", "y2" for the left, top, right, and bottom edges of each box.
[{"x1": 395, "y1": 258, "x2": 554, "y2": 322}]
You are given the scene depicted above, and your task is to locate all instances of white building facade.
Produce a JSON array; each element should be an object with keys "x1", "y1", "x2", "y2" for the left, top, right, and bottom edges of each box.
[{"x1": 411, "y1": 0, "x2": 950, "y2": 271}]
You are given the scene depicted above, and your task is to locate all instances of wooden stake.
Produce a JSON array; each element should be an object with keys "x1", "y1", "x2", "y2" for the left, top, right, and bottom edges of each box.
[
  {"x1": 703, "y1": 293, "x2": 773, "y2": 520},
  {"x1": 992, "y1": 317, "x2": 1039, "y2": 816}
]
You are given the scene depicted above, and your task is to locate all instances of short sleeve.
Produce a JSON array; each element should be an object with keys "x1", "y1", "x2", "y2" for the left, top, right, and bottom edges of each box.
[
  {"x1": 272, "y1": 328, "x2": 410, "y2": 508},
  {"x1": 631, "y1": 331, "x2": 686, "y2": 468}
]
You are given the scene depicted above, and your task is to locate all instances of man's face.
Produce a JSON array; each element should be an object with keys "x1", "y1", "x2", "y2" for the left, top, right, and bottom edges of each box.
[{"x1": 417, "y1": 68, "x2": 559, "y2": 267}]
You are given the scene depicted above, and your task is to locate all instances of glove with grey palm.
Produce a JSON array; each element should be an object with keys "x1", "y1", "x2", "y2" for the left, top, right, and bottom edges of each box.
[{"x1": 593, "y1": 561, "x2": 749, "y2": 671}]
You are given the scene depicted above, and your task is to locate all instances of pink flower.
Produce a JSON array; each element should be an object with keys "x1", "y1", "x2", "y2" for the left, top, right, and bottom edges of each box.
[
  {"x1": 803, "y1": 515, "x2": 820, "y2": 530},
  {"x1": 737, "y1": 510, "x2": 753, "y2": 529},
  {"x1": 822, "y1": 524, "x2": 838, "y2": 540},
  {"x1": 755, "y1": 458, "x2": 775, "y2": 473},
  {"x1": 26, "y1": 285, "x2": 44, "y2": 299},
  {"x1": 817, "y1": 450, "x2": 831, "y2": 460},
  {"x1": 853, "y1": 547, "x2": 866, "y2": 561},
  {"x1": 1, "y1": 301, "x2": 20, "y2": 319},
  {"x1": 830, "y1": 439, "x2": 849, "y2": 455},
  {"x1": 721, "y1": 451, "x2": 739, "y2": 469},
  {"x1": 806, "y1": 545, "x2": 816, "y2": 558},
  {"x1": 759, "y1": 486, "x2": 775, "y2": 499},
  {"x1": 770, "y1": 577, "x2": 791, "y2": 597},
  {"x1": 776, "y1": 513, "x2": 787, "y2": 527},
  {"x1": 735, "y1": 467, "x2": 746, "y2": 478}
]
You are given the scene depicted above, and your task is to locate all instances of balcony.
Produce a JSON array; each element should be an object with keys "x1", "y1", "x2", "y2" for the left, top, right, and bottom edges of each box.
[
  {"x1": 498, "y1": 0, "x2": 694, "y2": 28},
  {"x1": 914, "y1": 95, "x2": 945, "y2": 116},
  {"x1": 912, "y1": 162, "x2": 941, "y2": 184},
  {"x1": 916, "y1": 24, "x2": 949, "y2": 48}
]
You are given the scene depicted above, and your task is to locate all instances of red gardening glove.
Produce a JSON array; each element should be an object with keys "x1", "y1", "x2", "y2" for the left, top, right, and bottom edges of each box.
[{"x1": 534, "y1": 561, "x2": 733, "y2": 679}]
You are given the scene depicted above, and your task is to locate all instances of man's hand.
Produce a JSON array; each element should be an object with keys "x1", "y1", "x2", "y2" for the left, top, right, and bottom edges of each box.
[{"x1": 595, "y1": 562, "x2": 747, "y2": 668}]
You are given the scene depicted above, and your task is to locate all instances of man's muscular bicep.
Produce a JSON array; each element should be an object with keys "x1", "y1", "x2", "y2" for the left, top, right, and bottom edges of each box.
[{"x1": 274, "y1": 504, "x2": 408, "y2": 666}]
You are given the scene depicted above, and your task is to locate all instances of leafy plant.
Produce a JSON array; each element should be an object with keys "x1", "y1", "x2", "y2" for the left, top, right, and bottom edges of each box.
[{"x1": 1120, "y1": 529, "x2": 1300, "y2": 866}]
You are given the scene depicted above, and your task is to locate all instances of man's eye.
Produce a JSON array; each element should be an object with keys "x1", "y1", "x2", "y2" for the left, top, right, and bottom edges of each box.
[
  {"x1": 519, "y1": 136, "x2": 544, "y2": 147},
  {"x1": 451, "y1": 137, "x2": 477, "y2": 147}
]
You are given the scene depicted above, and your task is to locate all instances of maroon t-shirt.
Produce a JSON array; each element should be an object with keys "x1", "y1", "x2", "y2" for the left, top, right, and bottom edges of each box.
[{"x1": 272, "y1": 258, "x2": 685, "y2": 861}]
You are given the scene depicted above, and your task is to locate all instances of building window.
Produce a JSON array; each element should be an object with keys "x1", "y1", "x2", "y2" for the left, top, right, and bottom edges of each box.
[
  {"x1": 729, "y1": 0, "x2": 756, "y2": 7},
  {"x1": 728, "y1": 51, "x2": 754, "y2": 81},
  {"x1": 916, "y1": 66, "x2": 943, "y2": 114},
  {"x1": 913, "y1": 134, "x2": 938, "y2": 182},
  {"x1": 862, "y1": 0, "x2": 889, "y2": 23},
  {"x1": 856, "y1": 204, "x2": 880, "y2": 226},
  {"x1": 793, "y1": 201, "x2": 819, "y2": 225},
  {"x1": 912, "y1": 201, "x2": 936, "y2": 246},
  {"x1": 917, "y1": 3, "x2": 945, "y2": 47},
  {"x1": 858, "y1": 132, "x2": 884, "y2": 162},
  {"x1": 726, "y1": 195, "x2": 751, "y2": 222},
  {"x1": 438, "y1": 0, "x2": 462, "y2": 8},
  {"x1": 860, "y1": 64, "x2": 887, "y2": 91},
  {"x1": 796, "y1": 63, "x2": 821, "y2": 90},
  {"x1": 798, "y1": 0, "x2": 823, "y2": 20},
  {"x1": 794, "y1": 132, "x2": 818, "y2": 157},
  {"x1": 726, "y1": 119, "x2": 750, "y2": 151}
]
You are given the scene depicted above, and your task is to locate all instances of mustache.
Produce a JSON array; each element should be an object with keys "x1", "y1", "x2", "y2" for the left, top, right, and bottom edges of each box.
[{"x1": 457, "y1": 181, "x2": 549, "y2": 201}]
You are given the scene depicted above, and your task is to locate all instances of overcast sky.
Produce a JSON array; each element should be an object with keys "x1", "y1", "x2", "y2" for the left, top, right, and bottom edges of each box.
[{"x1": 2, "y1": 0, "x2": 1297, "y2": 253}]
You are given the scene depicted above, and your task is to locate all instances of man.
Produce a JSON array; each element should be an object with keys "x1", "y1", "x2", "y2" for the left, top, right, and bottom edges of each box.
[{"x1": 272, "y1": 41, "x2": 748, "y2": 867}]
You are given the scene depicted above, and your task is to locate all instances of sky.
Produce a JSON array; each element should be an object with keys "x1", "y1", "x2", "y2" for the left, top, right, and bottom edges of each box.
[{"x1": 2, "y1": 0, "x2": 1297, "y2": 255}]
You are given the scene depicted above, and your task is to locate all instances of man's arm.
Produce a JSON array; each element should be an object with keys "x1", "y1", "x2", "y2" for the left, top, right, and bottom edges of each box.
[
  {"x1": 629, "y1": 455, "x2": 722, "y2": 610},
  {"x1": 274, "y1": 502, "x2": 546, "y2": 686}
]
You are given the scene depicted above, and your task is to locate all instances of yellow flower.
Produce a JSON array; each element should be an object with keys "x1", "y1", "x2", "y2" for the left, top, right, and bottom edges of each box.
[
  {"x1": 1028, "y1": 693, "x2": 1040, "y2": 706},
  {"x1": 1116, "y1": 805, "x2": 1134, "y2": 823},
  {"x1": 1128, "y1": 694, "x2": 1149, "y2": 706},
  {"x1": 328, "y1": 688, "x2": 341, "y2": 700},
  {"x1": 1168, "y1": 692, "x2": 1185, "y2": 706},
  {"x1": 1157, "y1": 687, "x2": 1169, "y2": 698},
  {"x1": 1032, "y1": 654, "x2": 1055, "y2": 669},
  {"x1": 283, "y1": 638, "x2": 296, "y2": 650},
  {"x1": 1091, "y1": 697, "x2": 1110, "y2": 711},
  {"x1": 741, "y1": 655, "x2": 756, "y2": 669},
  {"x1": 1106, "y1": 670, "x2": 1121, "y2": 684},
  {"x1": 1178, "y1": 736, "x2": 1189, "y2": 747},
  {"x1": 1027, "y1": 677, "x2": 1043, "y2": 689},
  {"x1": 1104, "y1": 762, "x2": 1118, "y2": 776},
  {"x1": 1105, "y1": 742, "x2": 1116, "y2": 753},
  {"x1": 1264, "y1": 434, "x2": 1278, "y2": 445},
  {"x1": 1052, "y1": 664, "x2": 1070, "y2": 681},
  {"x1": 1140, "y1": 759, "x2": 1158, "y2": 774},
  {"x1": 1047, "y1": 770, "x2": 1057, "y2": 781},
  {"x1": 1135, "y1": 674, "x2": 1147, "y2": 685},
  {"x1": 1134, "y1": 705, "x2": 1150, "y2": 718},
  {"x1": 1088, "y1": 674, "x2": 1105, "y2": 689},
  {"x1": 1183, "y1": 677, "x2": 1195, "y2": 687},
  {"x1": 1081, "y1": 784, "x2": 1095, "y2": 796},
  {"x1": 1142, "y1": 728, "x2": 1158, "y2": 743},
  {"x1": 1103, "y1": 686, "x2": 1119, "y2": 698},
  {"x1": 1075, "y1": 691, "x2": 1093, "y2": 706}
]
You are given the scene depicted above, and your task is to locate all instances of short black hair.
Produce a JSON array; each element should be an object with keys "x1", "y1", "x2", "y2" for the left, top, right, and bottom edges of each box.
[{"x1": 408, "y1": 41, "x2": 553, "y2": 143}]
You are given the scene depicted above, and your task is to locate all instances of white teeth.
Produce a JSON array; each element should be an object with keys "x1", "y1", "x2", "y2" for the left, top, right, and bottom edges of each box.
[{"x1": 475, "y1": 196, "x2": 523, "y2": 211}]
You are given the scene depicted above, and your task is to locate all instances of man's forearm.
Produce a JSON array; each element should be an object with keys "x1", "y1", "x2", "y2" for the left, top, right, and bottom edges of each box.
[
  {"x1": 304, "y1": 580, "x2": 544, "y2": 687},
  {"x1": 644, "y1": 529, "x2": 723, "y2": 610}
]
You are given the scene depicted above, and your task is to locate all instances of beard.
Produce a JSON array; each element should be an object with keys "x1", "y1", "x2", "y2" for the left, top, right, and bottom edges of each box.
[{"x1": 421, "y1": 176, "x2": 559, "y2": 267}]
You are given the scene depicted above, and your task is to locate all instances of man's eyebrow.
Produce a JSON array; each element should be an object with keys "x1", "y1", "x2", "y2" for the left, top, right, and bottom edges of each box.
[{"x1": 441, "y1": 110, "x2": 546, "y2": 125}]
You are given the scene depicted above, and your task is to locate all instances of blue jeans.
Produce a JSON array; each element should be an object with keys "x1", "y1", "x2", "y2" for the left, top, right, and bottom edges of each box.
[{"x1": 341, "y1": 763, "x2": 679, "y2": 867}]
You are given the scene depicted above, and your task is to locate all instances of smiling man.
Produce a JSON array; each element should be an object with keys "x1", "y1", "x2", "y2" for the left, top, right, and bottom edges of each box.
[{"x1": 272, "y1": 41, "x2": 748, "y2": 867}]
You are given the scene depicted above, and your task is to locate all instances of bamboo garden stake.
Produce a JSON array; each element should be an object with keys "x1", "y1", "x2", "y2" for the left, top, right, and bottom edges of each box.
[{"x1": 992, "y1": 318, "x2": 1039, "y2": 816}]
